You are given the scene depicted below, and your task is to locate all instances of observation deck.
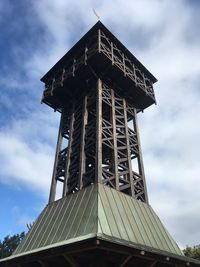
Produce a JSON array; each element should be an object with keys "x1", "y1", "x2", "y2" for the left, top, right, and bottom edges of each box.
[{"x1": 41, "y1": 21, "x2": 157, "y2": 112}]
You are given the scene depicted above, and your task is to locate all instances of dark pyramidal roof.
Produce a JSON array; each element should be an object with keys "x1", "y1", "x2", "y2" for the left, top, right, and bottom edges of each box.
[{"x1": 41, "y1": 21, "x2": 157, "y2": 84}]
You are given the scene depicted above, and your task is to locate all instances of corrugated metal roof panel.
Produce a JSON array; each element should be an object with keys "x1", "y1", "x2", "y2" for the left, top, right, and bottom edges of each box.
[
  {"x1": 13, "y1": 183, "x2": 182, "y2": 258},
  {"x1": 98, "y1": 184, "x2": 183, "y2": 256},
  {"x1": 14, "y1": 185, "x2": 98, "y2": 255}
]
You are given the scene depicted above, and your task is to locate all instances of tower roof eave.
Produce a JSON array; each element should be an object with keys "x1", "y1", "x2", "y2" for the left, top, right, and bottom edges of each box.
[{"x1": 41, "y1": 21, "x2": 157, "y2": 84}]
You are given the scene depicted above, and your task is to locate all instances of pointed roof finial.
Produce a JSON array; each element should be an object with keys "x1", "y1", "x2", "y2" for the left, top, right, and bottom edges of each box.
[{"x1": 93, "y1": 8, "x2": 100, "y2": 21}]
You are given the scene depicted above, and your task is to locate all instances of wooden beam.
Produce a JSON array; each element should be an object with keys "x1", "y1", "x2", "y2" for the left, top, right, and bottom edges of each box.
[
  {"x1": 111, "y1": 42, "x2": 114, "y2": 65},
  {"x1": 63, "y1": 108, "x2": 75, "y2": 196},
  {"x1": 78, "y1": 96, "x2": 88, "y2": 189},
  {"x1": 38, "y1": 260, "x2": 48, "y2": 267},
  {"x1": 96, "y1": 79, "x2": 102, "y2": 182},
  {"x1": 49, "y1": 116, "x2": 62, "y2": 203},
  {"x1": 111, "y1": 88, "x2": 119, "y2": 190},
  {"x1": 119, "y1": 255, "x2": 132, "y2": 267},
  {"x1": 63, "y1": 255, "x2": 80, "y2": 267},
  {"x1": 123, "y1": 98, "x2": 135, "y2": 197},
  {"x1": 149, "y1": 261, "x2": 157, "y2": 267},
  {"x1": 133, "y1": 108, "x2": 149, "y2": 203},
  {"x1": 98, "y1": 29, "x2": 101, "y2": 53}
]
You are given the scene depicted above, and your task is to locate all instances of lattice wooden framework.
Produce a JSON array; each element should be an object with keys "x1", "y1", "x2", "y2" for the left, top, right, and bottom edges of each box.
[{"x1": 41, "y1": 21, "x2": 157, "y2": 203}]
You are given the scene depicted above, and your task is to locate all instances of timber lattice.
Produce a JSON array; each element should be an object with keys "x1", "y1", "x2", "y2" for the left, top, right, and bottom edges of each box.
[{"x1": 49, "y1": 78, "x2": 148, "y2": 203}]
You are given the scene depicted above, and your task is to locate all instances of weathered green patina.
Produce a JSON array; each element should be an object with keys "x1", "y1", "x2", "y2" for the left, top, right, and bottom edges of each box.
[{"x1": 11, "y1": 183, "x2": 182, "y2": 258}]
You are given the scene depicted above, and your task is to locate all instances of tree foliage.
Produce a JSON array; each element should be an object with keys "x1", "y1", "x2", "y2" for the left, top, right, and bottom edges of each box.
[
  {"x1": 183, "y1": 245, "x2": 200, "y2": 260},
  {"x1": 0, "y1": 232, "x2": 25, "y2": 259}
]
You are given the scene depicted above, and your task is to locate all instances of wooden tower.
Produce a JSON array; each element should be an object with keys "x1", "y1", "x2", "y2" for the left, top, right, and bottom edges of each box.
[{"x1": 1, "y1": 22, "x2": 200, "y2": 267}]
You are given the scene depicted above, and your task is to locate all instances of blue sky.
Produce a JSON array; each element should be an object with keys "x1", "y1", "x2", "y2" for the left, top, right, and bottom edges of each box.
[{"x1": 0, "y1": 0, "x2": 200, "y2": 248}]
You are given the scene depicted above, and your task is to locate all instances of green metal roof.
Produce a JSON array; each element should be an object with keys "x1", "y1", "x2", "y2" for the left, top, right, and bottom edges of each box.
[
  {"x1": 14, "y1": 184, "x2": 98, "y2": 255},
  {"x1": 97, "y1": 184, "x2": 182, "y2": 255},
  {"x1": 12, "y1": 183, "x2": 183, "y2": 258}
]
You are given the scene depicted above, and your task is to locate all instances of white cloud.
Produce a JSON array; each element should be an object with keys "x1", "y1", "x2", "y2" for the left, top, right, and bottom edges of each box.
[{"x1": 0, "y1": 132, "x2": 53, "y2": 195}]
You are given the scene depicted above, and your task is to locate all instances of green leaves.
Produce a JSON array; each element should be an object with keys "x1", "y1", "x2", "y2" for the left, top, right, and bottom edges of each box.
[
  {"x1": 183, "y1": 245, "x2": 200, "y2": 260},
  {"x1": 0, "y1": 232, "x2": 25, "y2": 259}
]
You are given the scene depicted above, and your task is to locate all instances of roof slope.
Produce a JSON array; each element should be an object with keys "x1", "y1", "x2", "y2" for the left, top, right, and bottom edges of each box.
[
  {"x1": 97, "y1": 184, "x2": 182, "y2": 256},
  {"x1": 13, "y1": 184, "x2": 98, "y2": 255},
  {"x1": 13, "y1": 183, "x2": 182, "y2": 258}
]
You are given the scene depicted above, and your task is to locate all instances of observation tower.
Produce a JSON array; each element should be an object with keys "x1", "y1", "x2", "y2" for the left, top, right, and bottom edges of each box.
[{"x1": 1, "y1": 21, "x2": 199, "y2": 267}]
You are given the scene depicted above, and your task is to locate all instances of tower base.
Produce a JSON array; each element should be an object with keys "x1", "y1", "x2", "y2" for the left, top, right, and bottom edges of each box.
[{"x1": 1, "y1": 184, "x2": 199, "y2": 267}]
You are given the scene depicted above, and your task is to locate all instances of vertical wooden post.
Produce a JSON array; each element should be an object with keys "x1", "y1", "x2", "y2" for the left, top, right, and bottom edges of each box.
[
  {"x1": 133, "y1": 108, "x2": 149, "y2": 203},
  {"x1": 143, "y1": 73, "x2": 147, "y2": 93},
  {"x1": 84, "y1": 46, "x2": 88, "y2": 65},
  {"x1": 72, "y1": 59, "x2": 76, "y2": 77},
  {"x1": 49, "y1": 118, "x2": 62, "y2": 203},
  {"x1": 111, "y1": 89, "x2": 119, "y2": 190},
  {"x1": 111, "y1": 42, "x2": 114, "y2": 65},
  {"x1": 123, "y1": 99, "x2": 135, "y2": 197},
  {"x1": 96, "y1": 79, "x2": 102, "y2": 183},
  {"x1": 98, "y1": 29, "x2": 101, "y2": 53},
  {"x1": 62, "y1": 109, "x2": 75, "y2": 197},
  {"x1": 78, "y1": 96, "x2": 88, "y2": 189},
  {"x1": 133, "y1": 64, "x2": 137, "y2": 86},
  {"x1": 122, "y1": 53, "x2": 126, "y2": 76}
]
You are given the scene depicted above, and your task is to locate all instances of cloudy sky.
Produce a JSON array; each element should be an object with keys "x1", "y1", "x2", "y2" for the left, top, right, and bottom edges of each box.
[{"x1": 0, "y1": 0, "x2": 200, "y2": 249}]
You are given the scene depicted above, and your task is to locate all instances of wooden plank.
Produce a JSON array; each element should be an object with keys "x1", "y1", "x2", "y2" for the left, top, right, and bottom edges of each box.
[
  {"x1": 111, "y1": 42, "x2": 114, "y2": 65},
  {"x1": 63, "y1": 109, "x2": 75, "y2": 197},
  {"x1": 119, "y1": 255, "x2": 132, "y2": 267},
  {"x1": 123, "y1": 99, "x2": 135, "y2": 197},
  {"x1": 38, "y1": 260, "x2": 49, "y2": 267},
  {"x1": 98, "y1": 29, "x2": 101, "y2": 53},
  {"x1": 133, "y1": 108, "x2": 148, "y2": 203},
  {"x1": 122, "y1": 53, "x2": 126, "y2": 76},
  {"x1": 78, "y1": 96, "x2": 88, "y2": 189},
  {"x1": 48, "y1": 117, "x2": 62, "y2": 203},
  {"x1": 149, "y1": 260, "x2": 157, "y2": 267},
  {"x1": 96, "y1": 79, "x2": 102, "y2": 182},
  {"x1": 111, "y1": 89, "x2": 119, "y2": 190},
  {"x1": 63, "y1": 255, "x2": 80, "y2": 267}
]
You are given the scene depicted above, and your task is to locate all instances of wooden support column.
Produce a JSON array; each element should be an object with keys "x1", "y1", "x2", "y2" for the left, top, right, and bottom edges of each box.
[
  {"x1": 49, "y1": 118, "x2": 62, "y2": 203},
  {"x1": 111, "y1": 89, "x2": 119, "y2": 190},
  {"x1": 98, "y1": 29, "x2": 101, "y2": 53},
  {"x1": 133, "y1": 108, "x2": 149, "y2": 203},
  {"x1": 84, "y1": 46, "x2": 88, "y2": 65},
  {"x1": 72, "y1": 59, "x2": 76, "y2": 77},
  {"x1": 143, "y1": 73, "x2": 147, "y2": 92},
  {"x1": 123, "y1": 99, "x2": 135, "y2": 197},
  {"x1": 133, "y1": 64, "x2": 137, "y2": 87},
  {"x1": 111, "y1": 42, "x2": 114, "y2": 65},
  {"x1": 122, "y1": 53, "x2": 126, "y2": 76},
  {"x1": 63, "y1": 109, "x2": 75, "y2": 197},
  {"x1": 78, "y1": 96, "x2": 88, "y2": 189},
  {"x1": 96, "y1": 79, "x2": 102, "y2": 183}
]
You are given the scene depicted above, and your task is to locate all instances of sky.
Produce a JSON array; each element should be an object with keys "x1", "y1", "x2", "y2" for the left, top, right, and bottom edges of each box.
[{"x1": 0, "y1": 0, "x2": 200, "y2": 249}]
